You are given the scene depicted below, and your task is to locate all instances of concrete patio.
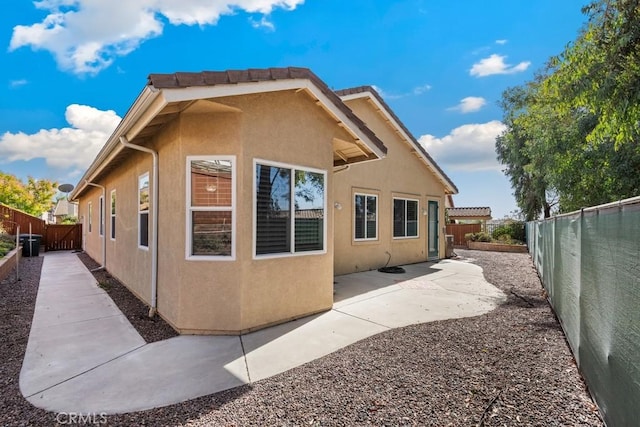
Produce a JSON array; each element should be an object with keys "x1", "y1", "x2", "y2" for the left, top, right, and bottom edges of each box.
[{"x1": 20, "y1": 251, "x2": 505, "y2": 414}]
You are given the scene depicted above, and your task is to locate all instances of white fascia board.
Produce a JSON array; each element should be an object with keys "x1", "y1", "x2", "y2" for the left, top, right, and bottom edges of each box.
[
  {"x1": 340, "y1": 90, "x2": 457, "y2": 194},
  {"x1": 307, "y1": 85, "x2": 387, "y2": 160},
  {"x1": 161, "y1": 79, "x2": 302, "y2": 102},
  {"x1": 161, "y1": 79, "x2": 387, "y2": 160}
]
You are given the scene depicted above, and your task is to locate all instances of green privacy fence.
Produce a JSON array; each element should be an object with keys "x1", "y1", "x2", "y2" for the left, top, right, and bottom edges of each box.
[{"x1": 527, "y1": 196, "x2": 640, "y2": 427}]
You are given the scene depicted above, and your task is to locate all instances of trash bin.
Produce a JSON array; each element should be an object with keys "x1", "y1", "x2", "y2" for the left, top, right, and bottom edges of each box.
[
  {"x1": 20, "y1": 234, "x2": 42, "y2": 257},
  {"x1": 445, "y1": 235, "x2": 454, "y2": 258}
]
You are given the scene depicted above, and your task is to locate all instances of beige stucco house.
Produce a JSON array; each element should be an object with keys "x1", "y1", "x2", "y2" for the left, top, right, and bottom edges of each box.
[{"x1": 70, "y1": 67, "x2": 457, "y2": 335}]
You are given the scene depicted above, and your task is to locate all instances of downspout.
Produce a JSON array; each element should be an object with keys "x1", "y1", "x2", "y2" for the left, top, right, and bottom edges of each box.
[
  {"x1": 119, "y1": 136, "x2": 159, "y2": 318},
  {"x1": 85, "y1": 181, "x2": 106, "y2": 271}
]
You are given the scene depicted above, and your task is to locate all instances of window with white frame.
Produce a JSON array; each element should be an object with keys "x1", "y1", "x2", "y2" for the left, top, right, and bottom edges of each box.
[
  {"x1": 99, "y1": 196, "x2": 104, "y2": 236},
  {"x1": 138, "y1": 173, "x2": 149, "y2": 248},
  {"x1": 393, "y1": 198, "x2": 419, "y2": 238},
  {"x1": 354, "y1": 193, "x2": 377, "y2": 240},
  {"x1": 110, "y1": 190, "x2": 116, "y2": 240},
  {"x1": 186, "y1": 156, "x2": 235, "y2": 259},
  {"x1": 88, "y1": 202, "x2": 92, "y2": 233},
  {"x1": 255, "y1": 160, "x2": 326, "y2": 256}
]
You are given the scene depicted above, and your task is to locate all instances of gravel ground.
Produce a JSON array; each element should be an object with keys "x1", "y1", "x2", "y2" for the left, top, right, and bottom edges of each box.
[{"x1": 0, "y1": 250, "x2": 603, "y2": 426}]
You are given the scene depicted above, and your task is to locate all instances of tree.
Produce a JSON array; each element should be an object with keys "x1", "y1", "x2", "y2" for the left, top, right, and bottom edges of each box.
[
  {"x1": 545, "y1": 0, "x2": 640, "y2": 147},
  {"x1": 496, "y1": 83, "x2": 557, "y2": 220},
  {"x1": 0, "y1": 171, "x2": 58, "y2": 217},
  {"x1": 497, "y1": 0, "x2": 640, "y2": 217}
]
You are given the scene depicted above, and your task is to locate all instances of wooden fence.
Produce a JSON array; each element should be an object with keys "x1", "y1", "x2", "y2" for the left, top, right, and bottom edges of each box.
[
  {"x1": 0, "y1": 203, "x2": 46, "y2": 236},
  {"x1": 45, "y1": 224, "x2": 83, "y2": 251},
  {"x1": 1, "y1": 203, "x2": 82, "y2": 251},
  {"x1": 445, "y1": 223, "x2": 481, "y2": 246}
]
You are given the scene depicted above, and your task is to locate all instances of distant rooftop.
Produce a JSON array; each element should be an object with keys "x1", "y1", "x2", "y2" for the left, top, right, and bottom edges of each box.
[{"x1": 446, "y1": 207, "x2": 491, "y2": 219}]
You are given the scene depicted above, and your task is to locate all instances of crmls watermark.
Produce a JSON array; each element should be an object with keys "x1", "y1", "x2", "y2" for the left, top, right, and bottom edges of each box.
[{"x1": 55, "y1": 412, "x2": 108, "y2": 425}]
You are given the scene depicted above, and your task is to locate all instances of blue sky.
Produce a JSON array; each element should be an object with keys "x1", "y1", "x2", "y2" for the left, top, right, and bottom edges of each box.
[{"x1": 0, "y1": 0, "x2": 587, "y2": 218}]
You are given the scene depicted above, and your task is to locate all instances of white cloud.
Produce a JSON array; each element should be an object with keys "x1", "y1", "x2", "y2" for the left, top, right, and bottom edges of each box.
[
  {"x1": 9, "y1": 79, "x2": 28, "y2": 88},
  {"x1": 418, "y1": 120, "x2": 506, "y2": 171},
  {"x1": 9, "y1": 0, "x2": 304, "y2": 75},
  {"x1": 412, "y1": 84, "x2": 432, "y2": 95},
  {"x1": 495, "y1": 39, "x2": 508, "y2": 45},
  {"x1": 0, "y1": 104, "x2": 120, "y2": 169},
  {"x1": 447, "y1": 96, "x2": 487, "y2": 113},
  {"x1": 470, "y1": 54, "x2": 530, "y2": 77},
  {"x1": 249, "y1": 16, "x2": 275, "y2": 30},
  {"x1": 372, "y1": 83, "x2": 431, "y2": 100}
]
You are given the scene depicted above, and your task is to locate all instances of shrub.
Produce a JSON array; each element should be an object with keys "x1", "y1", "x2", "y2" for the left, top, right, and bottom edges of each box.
[
  {"x1": 465, "y1": 232, "x2": 492, "y2": 242},
  {"x1": 492, "y1": 221, "x2": 526, "y2": 243},
  {"x1": 0, "y1": 233, "x2": 16, "y2": 258}
]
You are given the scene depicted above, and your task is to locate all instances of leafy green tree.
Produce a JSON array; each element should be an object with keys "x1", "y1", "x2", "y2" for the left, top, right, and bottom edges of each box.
[
  {"x1": 546, "y1": 0, "x2": 640, "y2": 147},
  {"x1": 497, "y1": 0, "x2": 640, "y2": 217},
  {"x1": 0, "y1": 171, "x2": 58, "y2": 217},
  {"x1": 496, "y1": 83, "x2": 557, "y2": 220}
]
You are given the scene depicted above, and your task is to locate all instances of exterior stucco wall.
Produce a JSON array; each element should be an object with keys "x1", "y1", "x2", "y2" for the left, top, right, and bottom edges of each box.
[
  {"x1": 145, "y1": 89, "x2": 341, "y2": 334},
  {"x1": 81, "y1": 186, "x2": 102, "y2": 262},
  {"x1": 333, "y1": 97, "x2": 447, "y2": 276},
  {"x1": 154, "y1": 111, "x2": 243, "y2": 333},
  {"x1": 228, "y1": 91, "x2": 337, "y2": 332},
  {"x1": 80, "y1": 151, "x2": 155, "y2": 306},
  {"x1": 80, "y1": 88, "x2": 434, "y2": 334}
]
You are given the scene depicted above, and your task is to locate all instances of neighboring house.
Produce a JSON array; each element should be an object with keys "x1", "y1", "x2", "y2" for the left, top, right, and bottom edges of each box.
[
  {"x1": 70, "y1": 67, "x2": 457, "y2": 335},
  {"x1": 446, "y1": 206, "x2": 492, "y2": 229},
  {"x1": 52, "y1": 198, "x2": 78, "y2": 223}
]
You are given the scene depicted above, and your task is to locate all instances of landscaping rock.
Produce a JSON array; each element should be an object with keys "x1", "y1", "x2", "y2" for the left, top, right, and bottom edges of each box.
[{"x1": 0, "y1": 250, "x2": 603, "y2": 426}]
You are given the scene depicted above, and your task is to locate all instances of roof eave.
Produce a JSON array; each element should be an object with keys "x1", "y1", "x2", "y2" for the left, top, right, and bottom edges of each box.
[
  {"x1": 160, "y1": 78, "x2": 387, "y2": 161},
  {"x1": 71, "y1": 72, "x2": 388, "y2": 201},
  {"x1": 70, "y1": 85, "x2": 164, "y2": 200},
  {"x1": 338, "y1": 88, "x2": 458, "y2": 195}
]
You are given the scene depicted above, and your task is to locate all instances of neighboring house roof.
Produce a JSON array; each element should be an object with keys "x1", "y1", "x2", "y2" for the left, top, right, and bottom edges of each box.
[
  {"x1": 336, "y1": 86, "x2": 458, "y2": 195},
  {"x1": 53, "y1": 199, "x2": 78, "y2": 217},
  {"x1": 270, "y1": 209, "x2": 324, "y2": 219},
  {"x1": 70, "y1": 67, "x2": 388, "y2": 200},
  {"x1": 447, "y1": 207, "x2": 492, "y2": 219}
]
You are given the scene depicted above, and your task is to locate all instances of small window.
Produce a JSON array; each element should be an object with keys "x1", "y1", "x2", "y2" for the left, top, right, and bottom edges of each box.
[
  {"x1": 139, "y1": 173, "x2": 149, "y2": 248},
  {"x1": 110, "y1": 190, "x2": 116, "y2": 240},
  {"x1": 255, "y1": 160, "x2": 326, "y2": 257},
  {"x1": 393, "y1": 198, "x2": 419, "y2": 238},
  {"x1": 99, "y1": 196, "x2": 104, "y2": 236},
  {"x1": 88, "y1": 202, "x2": 92, "y2": 233},
  {"x1": 186, "y1": 156, "x2": 235, "y2": 259},
  {"x1": 354, "y1": 193, "x2": 377, "y2": 240}
]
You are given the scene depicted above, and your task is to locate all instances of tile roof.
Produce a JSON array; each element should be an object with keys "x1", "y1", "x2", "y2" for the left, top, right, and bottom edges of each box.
[
  {"x1": 148, "y1": 67, "x2": 387, "y2": 157},
  {"x1": 53, "y1": 199, "x2": 77, "y2": 217},
  {"x1": 335, "y1": 85, "x2": 458, "y2": 194},
  {"x1": 446, "y1": 207, "x2": 492, "y2": 218}
]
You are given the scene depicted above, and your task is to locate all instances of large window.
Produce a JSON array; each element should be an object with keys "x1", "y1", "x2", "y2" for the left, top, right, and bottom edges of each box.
[
  {"x1": 255, "y1": 160, "x2": 326, "y2": 257},
  {"x1": 393, "y1": 198, "x2": 419, "y2": 238},
  {"x1": 110, "y1": 190, "x2": 116, "y2": 240},
  {"x1": 354, "y1": 193, "x2": 377, "y2": 240},
  {"x1": 99, "y1": 196, "x2": 104, "y2": 236},
  {"x1": 186, "y1": 156, "x2": 235, "y2": 259},
  {"x1": 138, "y1": 173, "x2": 149, "y2": 249}
]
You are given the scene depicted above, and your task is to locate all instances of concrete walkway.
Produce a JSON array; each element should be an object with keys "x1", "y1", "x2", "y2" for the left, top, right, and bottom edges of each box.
[{"x1": 20, "y1": 252, "x2": 505, "y2": 414}]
